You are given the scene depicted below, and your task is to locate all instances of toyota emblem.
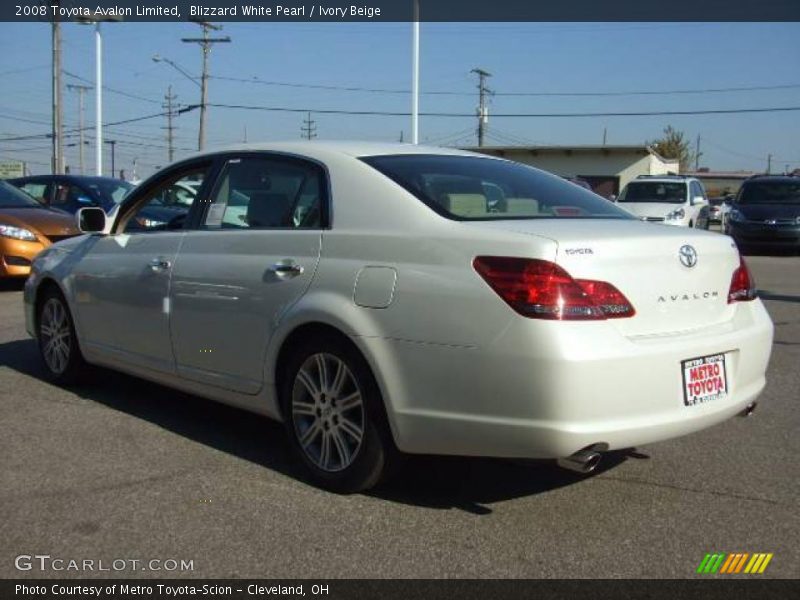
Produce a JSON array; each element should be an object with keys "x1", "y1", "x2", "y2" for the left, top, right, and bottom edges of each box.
[{"x1": 679, "y1": 245, "x2": 698, "y2": 268}]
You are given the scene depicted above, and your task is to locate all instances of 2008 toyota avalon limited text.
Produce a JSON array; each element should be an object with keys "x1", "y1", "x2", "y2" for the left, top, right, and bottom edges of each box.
[{"x1": 23, "y1": 142, "x2": 774, "y2": 492}]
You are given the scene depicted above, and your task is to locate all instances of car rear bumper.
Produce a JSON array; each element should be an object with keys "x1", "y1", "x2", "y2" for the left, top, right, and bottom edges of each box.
[{"x1": 362, "y1": 299, "x2": 773, "y2": 459}]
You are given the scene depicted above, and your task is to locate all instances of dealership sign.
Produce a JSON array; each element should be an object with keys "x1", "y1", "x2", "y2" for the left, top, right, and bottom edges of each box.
[{"x1": 0, "y1": 160, "x2": 25, "y2": 179}]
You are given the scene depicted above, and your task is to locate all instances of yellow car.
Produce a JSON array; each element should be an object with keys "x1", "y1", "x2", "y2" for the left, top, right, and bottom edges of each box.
[{"x1": 0, "y1": 180, "x2": 79, "y2": 279}]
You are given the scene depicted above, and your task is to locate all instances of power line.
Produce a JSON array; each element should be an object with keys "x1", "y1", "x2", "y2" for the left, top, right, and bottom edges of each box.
[
  {"x1": 208, "y1": 74, "x2": 800, "y2": 98},
  {"x1": 203, "y1": 103, "x2": 800, "y2": 119},
  {"x1": 63, "y1": 70, "x2": 162, "y2": 105},
  {"x1": 0, "y1": 108, "x2": 195, "y2": 142}
]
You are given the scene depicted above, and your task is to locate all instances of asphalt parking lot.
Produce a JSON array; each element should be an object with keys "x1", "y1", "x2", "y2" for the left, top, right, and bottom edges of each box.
[{"x1": 1, "y1": 250, "x2": 798, "y2": 579}]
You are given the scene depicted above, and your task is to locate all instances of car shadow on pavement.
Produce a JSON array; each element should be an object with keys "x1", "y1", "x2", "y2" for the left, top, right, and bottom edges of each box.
[
  {"x1": 0, "y1": 279, "x2": 25, "y2": 292},
  {"x1": 0, "y1": 337, "x2": 631, "y2": 513},
  {"x1": 369, "y1": 451, "x2": 631, "y2": 514},
  {"x1": 759, "y1": 290, "x2": 800, "y2": 304}
]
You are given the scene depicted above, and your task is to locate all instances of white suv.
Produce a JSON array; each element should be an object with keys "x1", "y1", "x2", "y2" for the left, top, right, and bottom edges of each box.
[{"x1": 617, "y1": 176, "x2": 709, "y2": 228}]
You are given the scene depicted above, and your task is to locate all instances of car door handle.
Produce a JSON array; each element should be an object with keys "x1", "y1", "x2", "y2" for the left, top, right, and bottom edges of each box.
[
  {"x1": 149, "y1": 257, "x2": 172, "y2": 272},
  {"x1": 270, "y1": 260, "x2": 304, "y2": 279}
]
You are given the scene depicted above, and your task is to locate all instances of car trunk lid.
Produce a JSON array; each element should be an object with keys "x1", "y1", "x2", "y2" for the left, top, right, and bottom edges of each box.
[{"x1": 463, "y1": 218, "x2": 740, "y2": 336}]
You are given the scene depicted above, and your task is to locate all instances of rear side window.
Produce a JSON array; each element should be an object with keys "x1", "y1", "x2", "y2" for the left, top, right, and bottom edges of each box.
[
  {"x1": 361, "y1": 154, "x2": 631, "y2": 221},
  {"x1": 19, "y1": 182, "x2": 47, "y2": 202}
]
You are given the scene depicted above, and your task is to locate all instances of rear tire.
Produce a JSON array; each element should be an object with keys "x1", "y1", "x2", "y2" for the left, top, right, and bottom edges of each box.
[
  {"x1": 37, "y1": 288, "x2": 87, "y2": 385},
  {"x1": 279, "y1": 333, "x2": 396, "y2": 493}
]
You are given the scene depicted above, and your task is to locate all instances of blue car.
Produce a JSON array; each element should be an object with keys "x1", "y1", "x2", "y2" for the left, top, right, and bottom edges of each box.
[{"x1": 8, "y1": 175, "x2": 192, "y2": 231}]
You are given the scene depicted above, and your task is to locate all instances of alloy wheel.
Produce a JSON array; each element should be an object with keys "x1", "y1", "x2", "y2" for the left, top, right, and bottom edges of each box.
[
  {"x1": 291, "y1": 352, "x2": 365, "y2": 472},
  {"x1": 40, "y1": 297, "x2": 71, "y2": 375}
]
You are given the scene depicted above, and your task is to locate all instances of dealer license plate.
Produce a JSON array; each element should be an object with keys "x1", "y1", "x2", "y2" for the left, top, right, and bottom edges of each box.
[{"x1": 682, "y1": 353, "x2": 728, "y2": 406}]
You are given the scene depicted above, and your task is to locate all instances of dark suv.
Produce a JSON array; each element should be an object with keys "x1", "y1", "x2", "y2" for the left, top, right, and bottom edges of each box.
[{"x1": 725, "y1": 175, "x2": 800, "y2": 252}]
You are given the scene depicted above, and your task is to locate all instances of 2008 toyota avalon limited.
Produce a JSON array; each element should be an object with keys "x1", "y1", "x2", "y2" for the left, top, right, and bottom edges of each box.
[{"x1": 23, "y1": 142, "x2": 774, "y2": 492}]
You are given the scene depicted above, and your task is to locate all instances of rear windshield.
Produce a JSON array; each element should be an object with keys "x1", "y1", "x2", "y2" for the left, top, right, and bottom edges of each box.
[
  {"x1": 739, "y1": 181, "x2": 800, "y2": 205},
  {"x1": 361, "y1": 154, "x2": 631, "y2": 221},
  {"x1": 0, "y1": 180, "x2": 43, "y2": 208},
  {"x1": 618, "y1": 181, "x2": 686, "y2": 204}
]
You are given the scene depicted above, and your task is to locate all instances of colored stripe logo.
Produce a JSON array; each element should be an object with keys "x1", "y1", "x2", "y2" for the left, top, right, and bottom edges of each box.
[{"x1": 696, "y1": 552, "x2": 773, "y2": 574}]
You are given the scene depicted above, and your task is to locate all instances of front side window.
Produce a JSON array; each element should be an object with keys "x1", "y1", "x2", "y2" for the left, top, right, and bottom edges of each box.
[
  {"x1": 204, "y1": 157, "x2": 324, "y2": 229},
  {"x1": 122, "y1": 169, "x2": 207, "y2": 233},
  {"x1": 739, "y1": 182, "x2": 800, "y2": 205},
  {"x1": 618, "y1": 181, "x2": 687, "y2": 204},
  {"x1": 361, "y1": 154, "x2": 630, "y2": 220},
  {"x1": 53, "y1": 183, "x2": 96, "y2": 209},
  {"x1": 84, "y1": 180, "x2": 134, "y2": 206},
  {"x1": 690, "y1": 181, "x2": 706, "y2": 200}
]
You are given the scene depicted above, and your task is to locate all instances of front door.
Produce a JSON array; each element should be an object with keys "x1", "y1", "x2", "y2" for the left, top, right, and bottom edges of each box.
[
  {"x1": 71, "y1": 161, "x2": 214, "y2": 373},
  {"x1": 169, "y1": 154, "x2": 327, "y2": 394}
]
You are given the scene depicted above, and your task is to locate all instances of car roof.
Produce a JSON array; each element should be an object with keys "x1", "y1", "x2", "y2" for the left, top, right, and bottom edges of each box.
[
  {"x1": 184, "y1": 140, "x2": 483, "y2": 162},
  {"x1": 10, "y1": 174, "x2": 129, "y2": 184},
  {"x1": 743, "y1": 174, "x2": 799, "y2": 184},
  {"x1": 628, "y1": 178, "x2": 691, "y2": 184}
]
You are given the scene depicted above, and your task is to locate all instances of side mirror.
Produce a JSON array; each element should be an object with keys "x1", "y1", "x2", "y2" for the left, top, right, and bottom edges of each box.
[
  {"x1": 691, "y1": 196, "x2": 705, "y2": 206},
  {"x1": 77, "y1": 206, "x2": 106, "y2": 233}
]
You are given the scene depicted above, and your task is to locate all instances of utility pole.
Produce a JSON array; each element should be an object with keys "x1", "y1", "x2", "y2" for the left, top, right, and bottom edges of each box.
[
  {"x1": 767, "y1": 154, "x2": 772, "y2": 174},
  {"x1": 105, "y1": 140, "x2": 116, "y2": 178},
  {"x1": 182, "y1": 21, "x2": 231, "y2": 151},
  {"x1": 471, "y1": 68, "x2": 492, "y2": 147},
  {"x1": 51, "y1": 3, "x2": 64, "y2": 174},
  {"x1": 603, "y1": 127, "x2": 608, "y2": 146},
  {"x1": 67, "y1": 84, "x2": 91, "y2": 174},
  {"x1": 162, "y1": 86, "x2": 178, "y2": 163},
  {"x1": 695, "y1": 134, "x2": 701, "y2": 171},
  {"x1": 301, "y1": 112, "x2": 317, "y2": 140}
]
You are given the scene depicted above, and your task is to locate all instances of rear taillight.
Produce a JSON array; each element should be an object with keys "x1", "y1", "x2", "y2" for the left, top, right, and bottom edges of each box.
[
  {"x1": 728, "y1": 255, "x2": 757, "y2": 303},
  {"x1": 473, "y1": 256, "x2": 635, "y2": 320}
]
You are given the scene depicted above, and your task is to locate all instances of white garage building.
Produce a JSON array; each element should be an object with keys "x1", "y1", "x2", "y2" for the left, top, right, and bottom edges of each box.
[{"x1": 466, "y1": 145, "x2": 680, "y2": 198}]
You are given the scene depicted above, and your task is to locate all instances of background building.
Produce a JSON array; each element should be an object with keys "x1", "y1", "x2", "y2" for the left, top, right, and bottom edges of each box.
[{"x1": 466, "y1": 145, "x2": 679, "y2": 198}]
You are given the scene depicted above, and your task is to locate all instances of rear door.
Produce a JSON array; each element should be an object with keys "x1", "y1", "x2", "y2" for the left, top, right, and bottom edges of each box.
[{"x1": 169, "y1": 153, "x2": 327, "y2": 394}]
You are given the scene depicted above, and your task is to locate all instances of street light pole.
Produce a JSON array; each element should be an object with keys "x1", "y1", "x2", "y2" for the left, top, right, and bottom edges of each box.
[
  {"x1": 95, "y1": 23, "x2": 103, "y2": 175},
  {"x1": 411, "y1": 0, "x2": 420, "y2": 144}
]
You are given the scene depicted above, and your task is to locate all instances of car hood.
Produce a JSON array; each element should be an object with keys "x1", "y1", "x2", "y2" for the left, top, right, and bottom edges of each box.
[
  {"x1": 615, "y1": 202, "x2": 684, "y2": 218},
  {"x1": 736, "y1": 203, "x2": 800, "y2": 220},
  {"x1": 0, "y1": 207, "x2": 79, "y2": 237}
]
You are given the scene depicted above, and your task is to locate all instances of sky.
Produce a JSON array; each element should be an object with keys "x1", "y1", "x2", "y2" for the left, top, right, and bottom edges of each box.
[{"x1": 0, "y1": 21, "x2": 799, "y2": 179}]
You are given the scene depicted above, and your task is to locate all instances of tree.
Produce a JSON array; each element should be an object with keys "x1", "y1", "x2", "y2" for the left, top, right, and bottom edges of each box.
[{"x1": 647, "y1": 126, "x2": 700, "y2": 173}]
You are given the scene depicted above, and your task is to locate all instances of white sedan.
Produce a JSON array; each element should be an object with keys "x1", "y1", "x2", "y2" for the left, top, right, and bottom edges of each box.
[{"x1": 23, "y1": 142, "x2": 773, "y2": 492}]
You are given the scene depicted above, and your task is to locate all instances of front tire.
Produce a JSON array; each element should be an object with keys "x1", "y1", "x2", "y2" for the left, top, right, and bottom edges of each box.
[
  {"x1": 280, "y1": 334, "x2": 395, "y2": 493},
  {"x1": 37, "y1": 288, "x2": 87, "y2": 385}
]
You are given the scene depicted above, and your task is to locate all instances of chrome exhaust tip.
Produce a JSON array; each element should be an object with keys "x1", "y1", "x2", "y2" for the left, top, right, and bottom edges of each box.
[
  {"x1": 740, "y1": 402, "x2": 757, "y2": 417},
  {"x1": 557, "y1": 449, "x2": 602, "y2": 474}
]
